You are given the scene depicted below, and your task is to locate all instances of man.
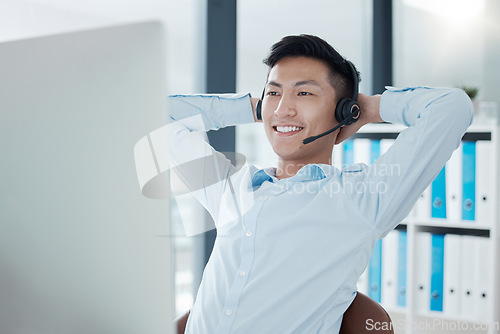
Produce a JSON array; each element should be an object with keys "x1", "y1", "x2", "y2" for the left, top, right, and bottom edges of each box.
[{"x1": 168, "y1": 35, "x2": 472, "y2": 333}]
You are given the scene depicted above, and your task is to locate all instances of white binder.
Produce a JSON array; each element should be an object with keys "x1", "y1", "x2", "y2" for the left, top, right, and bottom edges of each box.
[
  {"x1": 357, "y1": 267, "x2": 369, "y2": 295},
  {"x1": 476, "y1": 141, "x2": 494, "y2": 226},
  {"x1": 353, "y1": 138, "x2": 372, "y2": 165},
  {"x1": 381, "y1": 230, "x2": 399, "y2": 308},
  {"x1": 333, "y1": 143, "x2": 344, "y2": 169},
  {"x1": 460, "y1": 235, "x2": 477, "y2": 318},
  {"x1": 380, "y1": 138, "x2": 395, "y2": 155},
  {"x1": 414, "y1": 185, "x2": 431, "y2": 222},
  {"x1": 443, "y1": 234, "x2": 462, "y2": 317},
  {"x1": 474, "y1": 236, "x2": 492, "y2": 320},
  {"x1": 446, "y1": 143, "x2": 463, "y2": 223},
  {"x1": 414, "y1": 232, "x2": 431, "y2": 312}
]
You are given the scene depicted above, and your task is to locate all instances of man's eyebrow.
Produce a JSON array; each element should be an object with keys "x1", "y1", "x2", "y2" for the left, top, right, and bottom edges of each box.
[
  {"x1": 295, "y1": 80, "x2": 320, "y2": 87},
  {"x1": 267, "y1": 81, "x2": 281, "y2": 88},
  {"x1": 266, "y1": 80, "x2": 320, "y2": 88}
]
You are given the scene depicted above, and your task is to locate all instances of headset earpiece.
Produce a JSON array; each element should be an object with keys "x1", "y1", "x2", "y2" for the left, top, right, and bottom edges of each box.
[
  {"x1": 255, "y1": 88, "x2": 265, "y2": 121},
  {"x1": 335, "y1": 98, "x2": 360, "y2": 126},
  {"x1": 333, "y1": 60, "x2": 360, "y2": 126}
]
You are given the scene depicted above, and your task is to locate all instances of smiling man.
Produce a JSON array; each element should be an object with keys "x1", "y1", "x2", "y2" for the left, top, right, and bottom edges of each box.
[
  {"x1": 168, "y1": 35, "x2": 473, "y2": 333},
  {"x1": 260, "y1": 54, "x2": 383, "y2": 179}
]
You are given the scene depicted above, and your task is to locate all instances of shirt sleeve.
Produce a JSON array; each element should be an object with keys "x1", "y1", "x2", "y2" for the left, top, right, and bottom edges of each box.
[
  {"x1": 167, "y1": 93, "x2": 255, "y2": 224},
  {"x1": 346, "y1": 86, "x2": 474, "y2": 238}
]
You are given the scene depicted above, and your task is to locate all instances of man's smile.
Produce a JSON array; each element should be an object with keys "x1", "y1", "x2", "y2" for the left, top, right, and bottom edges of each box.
[{"x1": 272, "y1": 125, "x2": 304, "y2": 136}]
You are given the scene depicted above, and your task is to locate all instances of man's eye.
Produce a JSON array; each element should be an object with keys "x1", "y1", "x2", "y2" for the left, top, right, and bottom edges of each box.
[
  {"x1": 267, "y1": 91, "x2": 278, "y2": 96},
  {"x1": 299, "y1": 92, "x2": 311, "y2": 96}
]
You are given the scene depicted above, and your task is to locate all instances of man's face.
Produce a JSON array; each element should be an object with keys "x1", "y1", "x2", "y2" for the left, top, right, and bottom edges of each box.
[{"x1": 262, "y1": 56, "x2": 339, "y2": 164}]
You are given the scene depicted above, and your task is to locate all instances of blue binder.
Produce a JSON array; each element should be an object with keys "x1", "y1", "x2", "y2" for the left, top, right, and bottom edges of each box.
[
  {"x1": 431, "y1": 166, "x2": 447, "y2": 218},
  {"x1": 430, "y1": 234, "x2": 445, "y2": 311},
  {"x1": 370, "y1": 140, "x2": 381, "y2": 164},
  {"x1": 397, "y1": 231, "x2": 407, "y2": 307},
  {"x1": 462, "y1": 142, "x2": 476, "y2": 221},
  {"x1": 369, "y1": 239, "x2": 383, "y2": 302},
  {"x1": 343, "y1": 139, "x2": 354, "y2": 166},
  {"x1": 368, "y1": 140, "x2": 382, "y2": 302}
]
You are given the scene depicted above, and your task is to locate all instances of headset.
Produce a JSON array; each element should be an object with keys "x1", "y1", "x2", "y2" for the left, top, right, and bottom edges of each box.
[{"x1": 255, "y1": 59, "x2": 360, "y2": 145}]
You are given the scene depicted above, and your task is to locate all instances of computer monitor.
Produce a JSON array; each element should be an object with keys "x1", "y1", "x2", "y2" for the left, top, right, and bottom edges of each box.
[{"x1": 0, "y1": 21, "x2": 174, "y2": 333}]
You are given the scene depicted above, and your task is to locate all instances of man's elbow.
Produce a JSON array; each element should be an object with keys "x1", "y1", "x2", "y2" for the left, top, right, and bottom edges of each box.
[{"x1": 446, "y1": 88, "x2": 474, "y2": 128}]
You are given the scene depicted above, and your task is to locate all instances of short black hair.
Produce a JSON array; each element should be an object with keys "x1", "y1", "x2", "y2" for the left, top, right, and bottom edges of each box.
[{"x1": 263, "y1": 34, "x2": 360, "y2": 102}]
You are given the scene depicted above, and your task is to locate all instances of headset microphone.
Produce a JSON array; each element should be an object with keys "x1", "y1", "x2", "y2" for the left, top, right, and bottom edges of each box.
[{"x1": 302, "y1": 104, "x2": 359, "y2": 144}]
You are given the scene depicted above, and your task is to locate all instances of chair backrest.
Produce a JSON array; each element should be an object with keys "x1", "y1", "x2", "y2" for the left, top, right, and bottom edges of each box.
[{"x1": 340, "y1": 292, "x2": 394, "y2": 334}]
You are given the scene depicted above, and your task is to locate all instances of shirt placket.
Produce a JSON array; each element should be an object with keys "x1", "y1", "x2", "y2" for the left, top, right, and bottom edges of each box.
[{"x1": 215, "y1": 190, "x2": 267, "y2": 334}]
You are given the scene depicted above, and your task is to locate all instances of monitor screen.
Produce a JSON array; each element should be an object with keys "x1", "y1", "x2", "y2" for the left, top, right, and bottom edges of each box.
[{"x1": 0, "y1": 21, "x2": 174, "y2": 334}]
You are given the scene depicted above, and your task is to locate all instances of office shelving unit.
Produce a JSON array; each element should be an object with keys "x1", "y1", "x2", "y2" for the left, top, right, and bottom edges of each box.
[{"x1": 352, "y1": 121, "x2": 499, "y2": 334}]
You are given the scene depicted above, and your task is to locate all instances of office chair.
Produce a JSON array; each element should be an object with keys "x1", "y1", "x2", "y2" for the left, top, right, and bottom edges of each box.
[
  {"x1": 339, "y1": 292, "x2": 394, "y2": 334},
  {"x1": 175, "y1": 291, "x2": 393, "y2": 334}
]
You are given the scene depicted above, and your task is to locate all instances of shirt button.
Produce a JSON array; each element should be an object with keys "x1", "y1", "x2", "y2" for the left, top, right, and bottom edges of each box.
[
  {"x1": 257, "y1": 196, "x2": 265, "y2": 202},
  {"x1": 226, "y1": 309, "x2": 233, "y2": 316},
  {"x1": 245, "y1": 230, "x2": 253, "y2": 237},
  {"x1": 239, "y1": 271, "x2": 246, "y2": 277}
]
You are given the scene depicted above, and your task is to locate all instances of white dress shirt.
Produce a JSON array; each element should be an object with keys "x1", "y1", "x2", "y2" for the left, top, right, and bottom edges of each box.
[{"x1": 166, "y1": 86, "x2": 473, "y2": 333}]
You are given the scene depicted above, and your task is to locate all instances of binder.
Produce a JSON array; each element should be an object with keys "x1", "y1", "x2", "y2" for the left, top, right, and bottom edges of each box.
[
  {"x1": 353, "y1": 138, "x2": 371, "y2": 165},
  {"x1": 430, "y1": 234, "x2": 445, "y2": 312},
  {"x1": 381, "y1": 230, "x2": 399, "y2": 308},
  {"x1": 460, "y1": 235, "x2": 476, "y2": 317},
  {"x1": 333, "y1": 142, "x2": 343, "y2": 169},
  {"x1": 476, "y1": 141, "x2": 493, "y2": 226},
  {"x1": 462, "y1": 142, "x2": 476, "y2": 221},
  {"x1": 445, "y1": 143, "x2": 463, "y2": 223},
  {"x1": 415, "y1": 232, "x2": 431, "y2": 312},
  {"x1": 343, "y1": 139, "x2": 354, "y2": 166},
  {"x1": 368, "y1": 239, "x2": 383, "y2": 302},
  {"x1": 357, "y1": 267, "x2": 369, "y2": 296},
  {"x1": 414, "y1": 185, "x2": 431, "y2": 221},
  {"x1": 443, "y1": 234, "x2": 461, "y2": 316},
  {"x1": 474, "y1": 236, "x2": 492, "y2": 320},
  {"x1": 397, "y1": 231, "x2": 407, "y2": 307},
  {"x1": 380, "y1": 139, "x2": 395, "y2": 155},
  {"x1": 431, "y1": 166, "x2": 447, "y2": 219},
  {"x1": 370, "y1": 139, "x2": 381, "y2": 164}
]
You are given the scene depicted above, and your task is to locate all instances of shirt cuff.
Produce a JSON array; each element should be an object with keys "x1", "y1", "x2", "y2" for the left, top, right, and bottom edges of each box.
[
  {"x1": 379, "y1": 86, "x2": 429, "y2": 126},
  {"x1": 213, "y1": 93, "x2": 255, "y2": 128},
  {"x1": 234, "y1": 93, "x2": 256, "y2": 125}
]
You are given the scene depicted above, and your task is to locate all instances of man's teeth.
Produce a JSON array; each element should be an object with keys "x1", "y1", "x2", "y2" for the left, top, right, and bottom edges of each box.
[{"x1": 276, "y1": 126, "x2": 303, "y2": 133}]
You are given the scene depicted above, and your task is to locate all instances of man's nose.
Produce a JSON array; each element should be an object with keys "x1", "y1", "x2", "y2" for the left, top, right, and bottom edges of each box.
[{"x1": 273, "y1": 94, "x2": 297, "y2": 118}]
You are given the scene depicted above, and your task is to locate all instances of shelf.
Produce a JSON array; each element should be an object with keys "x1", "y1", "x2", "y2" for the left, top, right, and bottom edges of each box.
[
  {"x1": 468, "y1": 122, "x2": 498, "y2": 133},
  {"x1": 355, "y1": 123, "x2": 498, "y2": 137},
  {"x1": 409, "y1": 218, "x2": 492, "y2": 230},
  {"x1": 354, "y1": 120, "x2": 499, "y2": 332},
  {"x1": 358, "y1": 122, "x2": 407, "y2": 133}
]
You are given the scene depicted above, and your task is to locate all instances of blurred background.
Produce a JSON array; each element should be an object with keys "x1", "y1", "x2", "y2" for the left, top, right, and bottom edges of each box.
[{"x1": 2, "y1": 0, "x2": 498, "y2": 318}]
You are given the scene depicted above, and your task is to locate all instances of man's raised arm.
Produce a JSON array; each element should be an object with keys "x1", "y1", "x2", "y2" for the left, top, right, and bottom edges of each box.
[{"x1": 343, "y1": 86, "x2": 473, "y2": 237}]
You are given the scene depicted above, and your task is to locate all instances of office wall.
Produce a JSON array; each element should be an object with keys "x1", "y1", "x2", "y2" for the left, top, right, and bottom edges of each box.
[
  {"x1": 394, "y1": 0, "x2": 500, "y2": 108},
  {"x1": 236, "y1": 0, "x2": 373, "y2": 167},
  {"x1": 0, "y1": 0, "x2": 204, "y2": 93},
  {"x1": 482, "y1": 0, "x2": 500, "y2": 108}
]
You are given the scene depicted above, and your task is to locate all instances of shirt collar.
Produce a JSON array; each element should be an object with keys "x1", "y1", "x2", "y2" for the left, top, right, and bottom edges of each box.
[
  {"x1": 251, "y1": 164, "x2": 329, "y2": 188},
  {"x1": 251, "y1": 168, "x2": 275, "y2": 188}
]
